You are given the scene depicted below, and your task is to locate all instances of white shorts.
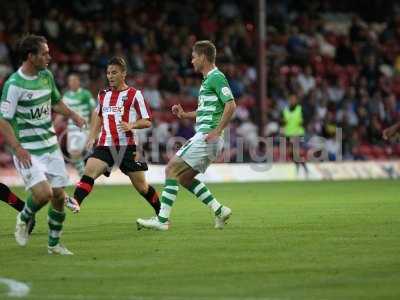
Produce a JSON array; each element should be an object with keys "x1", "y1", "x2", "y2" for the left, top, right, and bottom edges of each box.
[
  {"x1": 13, "y1": 148, "x2": 70, "y2": 190},
  {"x1": 67, "y1": 130, "x2": 88, "y2": 154},
  {"x1": 176, "y1": 132, "x2": 224, "y2": 173}
]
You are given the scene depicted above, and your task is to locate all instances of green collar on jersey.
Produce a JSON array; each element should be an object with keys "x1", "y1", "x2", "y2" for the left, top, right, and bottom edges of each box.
[{"x1": 204, "y1": 67, "x2": 218, "y2": 79}]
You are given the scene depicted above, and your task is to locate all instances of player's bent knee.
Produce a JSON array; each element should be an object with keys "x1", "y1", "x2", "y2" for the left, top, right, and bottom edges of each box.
[
  {"x1": 52, "y1": 189, "x2": 65, "y2": 202},
  {"x1": 34, "y1": 189, "x2": 53, "y2": 203}
]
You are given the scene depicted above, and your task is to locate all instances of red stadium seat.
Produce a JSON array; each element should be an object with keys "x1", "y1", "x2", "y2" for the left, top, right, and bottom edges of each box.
[
  {"x1": 371, "y1": 146, "x2": 386, "y2": 160},
  {"x1": 357, "y1": 144, "x2": 374, "y2": 159}
]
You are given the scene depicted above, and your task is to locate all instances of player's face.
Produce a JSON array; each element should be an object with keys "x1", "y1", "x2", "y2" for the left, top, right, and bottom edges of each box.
[
  {"x1": 289, "y1": 95, "x2": 298, "y2": 106},
  {"x1": 191, "y1": 51, "x2": 204, "y2": 72},
  {"x1": 107, "y1": 65, "x2": 126, "y2": 88},
  {"x1": 30, "y1": 43, "x2": 51, "y2": 70},
  {"x1": 68, "y1": 75, "x2": 80, "y2": 91}
]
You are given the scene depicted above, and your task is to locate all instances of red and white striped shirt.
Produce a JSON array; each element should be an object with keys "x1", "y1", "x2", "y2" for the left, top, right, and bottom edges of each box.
[{"x1": 95, "y1": 87, "x2": 151, "y2": 146}]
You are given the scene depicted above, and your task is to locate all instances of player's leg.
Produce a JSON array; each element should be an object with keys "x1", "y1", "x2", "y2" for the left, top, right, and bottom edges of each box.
[
  {"x1": 137, "y1": 135, "x2": 202, "y2": 229},
  {"x1": 136, "y1": 155, "x2": 186, "y2": 230},
  {"x1": 126, "y1": 171, "x2": 160, "y2": 214},
  {"x1": 0, "y1": 182, "x2": 37, "y2": 234},
  {"x1": 291, "y1": 136, "x2": 309, "y2": 178},
  {"x1": 41, "y1": 149, "x2": 74, "y2": 254},
  {"x1": 137, "y1": 133, "x2": 231, "y2": 230},
  {"x1": 13, "y1": 153, "x2": 53, "y2": 245},
  {"x1": 158, "y1": 156, "x2": 189, "y2": 222},
  {"x1": 47, "y1": 187, "x2": 72, "y2": 255},
  {"x1": 69, "y1": 145, "x2": 112, "y2": 212},
  {"x1": 176, "y1": 133, "x2": 231, "y2": 228},
  {"x1": 178, "y1": 166, "x2": 231, "y2": 229},
  {"x1": 72, "y1": 157, "x2": 108, "y2": 207},
  {"x1": 0, "y1": 182, "x2": 25, "y2": 212},
  {"x1": 120, "y1": 145, "x2": 160, "y2": 214},
  {"x1": 70, "y1": 150, "x2": 85, "y2": 177},
  {"x1": 15, "y1": 181, "x2": 53, "y2": 246},
  {"x1": 67, "y1": 131, "x2": 88, "y2": 177}
]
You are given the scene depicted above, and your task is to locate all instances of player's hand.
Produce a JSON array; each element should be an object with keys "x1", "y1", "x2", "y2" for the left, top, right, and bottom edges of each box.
[
  {"x1": 383, "y1": 125, "x2": 398, "y2": 141},
  {"x1": 15, "y1": 145, "x2": 32, "y2": 168},
  {"x1": 172, "y1": 104, "x2": 185, "y2": 119},
  {"x1": 205, "y1": 129, "x2": 221, "y2": 143},
  {"x1": 86, "y1": 138, "x2": 95, "y2": 151},
  {"x1": 119, "y1": 121, "x2": 134, "y2": 132},
  {"x1": 71, "y1": 113, "x2": 87, "y2": 129}
]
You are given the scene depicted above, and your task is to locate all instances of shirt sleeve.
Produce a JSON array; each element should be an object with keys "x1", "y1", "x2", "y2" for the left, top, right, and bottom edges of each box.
[
  {"x1": 95, "y1": 92, "x2": 102, "y2": 116},
  {"x1": 133, "y1": 90, "x2": 151, "y2": 120},
  {"x1": 0, "y1": 81, "x2": 21, "y2": 120},
  {"x1": 211, "y1": 74, "x2": 234, "y2": 104},
  {"x1": 48, "y1": 72, "x2": 61, "y2": 105}
]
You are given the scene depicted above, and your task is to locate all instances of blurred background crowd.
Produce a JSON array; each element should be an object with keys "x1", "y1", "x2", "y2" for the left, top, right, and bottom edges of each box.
[{"x1": 1, "y1": 0, "x2": 400, "y2": 166}]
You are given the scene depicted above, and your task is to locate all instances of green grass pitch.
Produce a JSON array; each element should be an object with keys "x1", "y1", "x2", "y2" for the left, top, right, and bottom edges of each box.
[{"x1": 1, "y1": 180, "x2": 399, "y2": 300}]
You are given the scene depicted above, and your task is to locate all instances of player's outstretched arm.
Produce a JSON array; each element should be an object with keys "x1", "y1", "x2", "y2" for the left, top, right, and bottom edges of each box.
[
  {"x1": 383, "y1": 121, "x2": 400, "y2": 140},
  {"x1": 0, "y1": 118, "x2": 31, "y2": 168},
  {"x1": 172, "y1": 104, "x2": 196, "y2": 119},
  {"x1": 53, "y1": 101, "x2": 86, "y2": 128}
]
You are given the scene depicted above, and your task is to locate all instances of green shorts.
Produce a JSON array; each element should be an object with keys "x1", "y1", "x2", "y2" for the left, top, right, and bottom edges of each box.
[{"x1": 176, "y1": 132, "x2": 224, "y2": 173}]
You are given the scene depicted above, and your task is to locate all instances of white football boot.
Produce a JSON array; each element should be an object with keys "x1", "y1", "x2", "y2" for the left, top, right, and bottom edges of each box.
[
  {"x1": 215, "y1": 206, "x2": 232, "y2": 229},
  {"x1": 136, "y1": 217, "x2": 170, "y2": 231},
  {"x1": 48, "y1": 244, "x2": 74, "y2": 255},
  {"x1": 15, "y1": 213, "x2": 29, "y2": 246},
  {"x1": 64, "y1": 196, "x2": 80, "y2": 213}
]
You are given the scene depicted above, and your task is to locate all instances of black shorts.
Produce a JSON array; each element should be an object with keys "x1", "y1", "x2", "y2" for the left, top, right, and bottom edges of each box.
[{"x1": 90, "y1": 145, "x2": 148, "y2": 177}]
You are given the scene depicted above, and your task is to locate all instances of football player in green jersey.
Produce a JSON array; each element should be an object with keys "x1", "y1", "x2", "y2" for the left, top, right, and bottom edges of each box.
[
  {"x1": 0, "y1": 34, "x2": 85, "y2": 255},
  {"x1": 137, "y1": 40, "x2": 236, "y2": 231},
  {"x1": 62, "y1": 73, "x2": 96, "y2": 176}
]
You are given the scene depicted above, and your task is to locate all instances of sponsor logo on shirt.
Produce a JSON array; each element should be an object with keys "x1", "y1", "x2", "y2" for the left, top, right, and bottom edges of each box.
[
  {"x1": 40, "y1": 78, "x2": 49, "y2": 86},
  {"x1": 221, "y1": 87, "x2": 232, "y2": 97},
  {"x1": 30, "y1": 104, "x2": 50, "y2": 119},
  {"x1": 102, "y1": 106, "x2": 124, "y2": 114}
]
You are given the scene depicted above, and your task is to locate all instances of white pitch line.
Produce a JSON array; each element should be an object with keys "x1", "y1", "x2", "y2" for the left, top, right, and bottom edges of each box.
[{"x1": 0, "y1": 278, "x2": 30, "y2": 298}]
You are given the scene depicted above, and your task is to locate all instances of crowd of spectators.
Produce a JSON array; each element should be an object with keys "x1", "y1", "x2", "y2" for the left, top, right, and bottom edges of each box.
[{"x1": 1, "y1": 0, "x2": 400, "y2": 167}]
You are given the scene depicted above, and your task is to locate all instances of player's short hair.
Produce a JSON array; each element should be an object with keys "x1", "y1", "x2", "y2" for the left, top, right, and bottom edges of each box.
[
  {"x1": 68, "y1": 72, "x2": 80, "y2": 80},
  {"x1": 18, "y1": 34, "x2": 47, "y2": 61},
  {"x1": 107, "y1": 56, "x2": 127, "y2": 72},
  {"x1": 193, "y1": 40, "x2": 216, "y2": 63}
]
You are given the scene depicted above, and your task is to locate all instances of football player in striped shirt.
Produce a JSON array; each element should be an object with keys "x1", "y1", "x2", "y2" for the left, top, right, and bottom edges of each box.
[
  {"x1": 0, "y1": 34, "x2": 86, "y2": 255},
  {"x1": 62, "y1": 73, "x2": 96, "y2": 176},
  {"x1": 137, "y1": 40, "x2": 235, "y2": 231},
  {"x1": 68, "y1": 57, "x2": 160, "y2": 216}
]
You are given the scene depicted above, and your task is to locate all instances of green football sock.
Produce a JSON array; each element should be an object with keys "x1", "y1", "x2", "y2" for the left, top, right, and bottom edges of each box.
[
  {"x1": 20, "y1": 194, "x2": 42, "y2": 223},
  {"x1": 158, "y1": 179, "x2": 179, "y2": 223},
  {"x1": 188, "y1": 179, "x2": 222, "y2": 215},
  {"x1": 48, "y1": 207, "x2": 66, "y2": 247}
]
